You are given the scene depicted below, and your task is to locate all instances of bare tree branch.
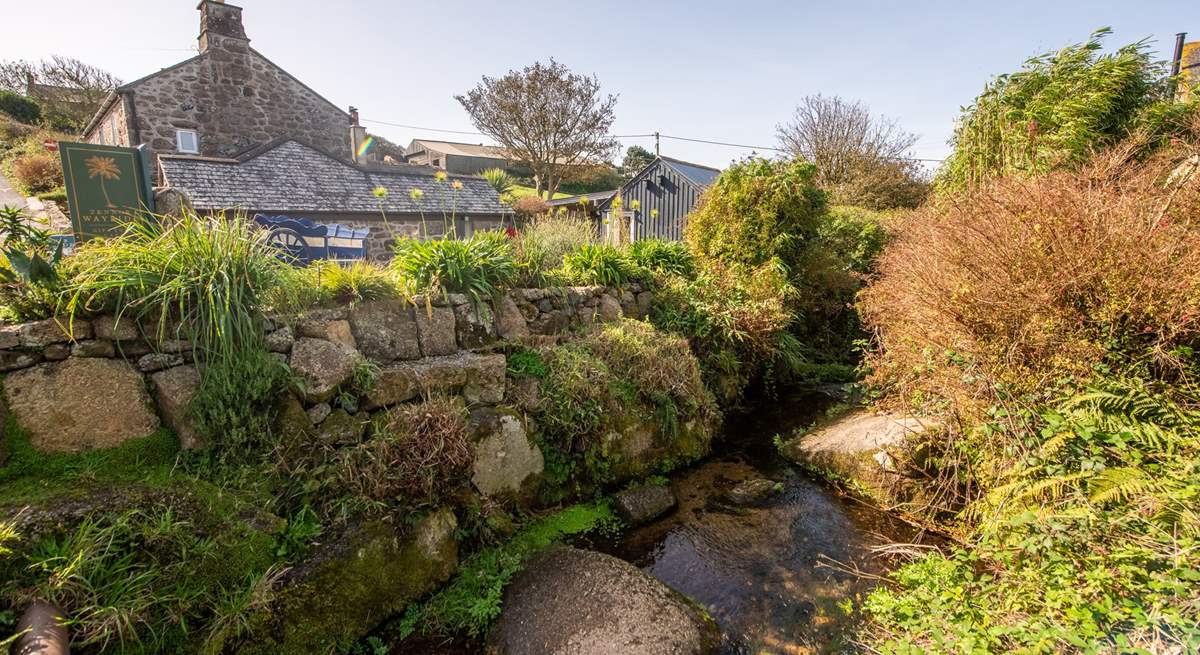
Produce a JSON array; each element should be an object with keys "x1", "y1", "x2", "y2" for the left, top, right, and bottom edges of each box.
[
  {"x1": 0, "y1": 55, "x2": 121, "y2": 130},
  {"x1": 777, "y1": 95, "x2": 929, "y2": 209}
]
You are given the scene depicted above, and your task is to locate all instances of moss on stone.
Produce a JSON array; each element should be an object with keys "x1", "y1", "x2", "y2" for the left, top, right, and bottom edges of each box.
[{"x1": 237, "y1": 508, "x2": 458, "y2": 655}]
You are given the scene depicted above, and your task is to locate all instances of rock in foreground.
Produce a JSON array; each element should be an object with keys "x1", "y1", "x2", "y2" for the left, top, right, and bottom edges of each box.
[
  {"x1": 4, "y1": 358, "x2": 160, "y2": 453},
  {"x1": 489, "y1": 546, "x2": 720, "y2": 655}
]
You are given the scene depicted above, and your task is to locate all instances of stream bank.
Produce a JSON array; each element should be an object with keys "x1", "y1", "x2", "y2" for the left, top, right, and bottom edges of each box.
[{"x1": 392, "y1": 388, "x2": 938, "y2": 655}]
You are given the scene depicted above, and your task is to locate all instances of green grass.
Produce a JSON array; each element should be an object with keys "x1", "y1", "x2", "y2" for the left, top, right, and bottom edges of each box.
[
  {"x1": 395, "y1": 502, "x2": 618, "y2": 639},
  {"x1": 62, "y1": 212, "x2": 291, "y2": 456},
  {"x1": 0, "y1": 390, "x2": 179, "y2": 500},
  {"x1": 506, "y1": 185, "x2": 572, "y2": 201}
]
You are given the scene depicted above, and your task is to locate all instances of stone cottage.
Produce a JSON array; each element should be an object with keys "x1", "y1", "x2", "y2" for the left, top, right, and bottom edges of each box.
[
  {"x1": 79, "y1": 0, "x2": 509, "y2": 254},
  {"x1": 82, "y1": 0, "x2": 352, "y2": 171}
]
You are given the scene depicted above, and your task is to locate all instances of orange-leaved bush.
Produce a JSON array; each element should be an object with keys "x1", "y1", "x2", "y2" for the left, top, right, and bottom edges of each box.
[{"x1": 860, "y1": 138, "x2": 1200, "y2": 418}]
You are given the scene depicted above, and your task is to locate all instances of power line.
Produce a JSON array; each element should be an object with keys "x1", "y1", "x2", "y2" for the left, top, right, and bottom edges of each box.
[
  {"x1": 361, "y1": 119, "x2": 485, "y2": 137},
  {"x1": 361, "y1": 119, "x2": 945, "y2": 163}
]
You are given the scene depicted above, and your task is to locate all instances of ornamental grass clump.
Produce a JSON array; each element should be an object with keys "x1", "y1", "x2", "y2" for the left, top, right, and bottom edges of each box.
[
  {"x1": 300, "y1": 259, "x2": 401, "y2": 306},
  {"x1": 62, "y1": 212, "x2": 291, "y2": 453},
  {"x1": 559, "y1": 243, "x2": 642, "y2": 287},
  {"x1": 512, "y1": 213, "x2": 597, "y2": 285},
  {"x1": 626, "y1": 238, "x2": 694, "y2": 277},
  {"x1": 391, "y1": 231, "x2": 518, "y2": 303}
]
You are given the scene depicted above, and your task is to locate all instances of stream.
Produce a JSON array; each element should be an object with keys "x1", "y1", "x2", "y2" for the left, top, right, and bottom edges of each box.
[
  {"x1": 596, "y1": 388, "x2": 935, "y2": 654},
  {"x1": 399, "y1": 388, "x2": 935, "y2": 654}
]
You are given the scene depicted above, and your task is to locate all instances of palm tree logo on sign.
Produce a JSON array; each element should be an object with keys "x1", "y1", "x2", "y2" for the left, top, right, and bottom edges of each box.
[{"x1": 84, "y1": 155, "x2": 121, "y2": 208}]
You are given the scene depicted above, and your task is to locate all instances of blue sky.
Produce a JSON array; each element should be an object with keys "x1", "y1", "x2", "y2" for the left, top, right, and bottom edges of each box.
[{"x1": 1, "y1": 1, "x2": 1192, "y2": 169}]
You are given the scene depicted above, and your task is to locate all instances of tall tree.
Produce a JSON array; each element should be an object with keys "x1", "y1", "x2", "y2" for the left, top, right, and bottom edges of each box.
[
  {"x1": 457, "y1": 60, "x2": 618, "y2": 199},
  {"x1": 620, "y1": 145, "x2": 656, "y2": 179},
  {"x1": 776, "y1": 94, "x2": 927, "y2": 209},
  {"x1": 0, "y1": 56, "x2": 121, "y2": 130}
]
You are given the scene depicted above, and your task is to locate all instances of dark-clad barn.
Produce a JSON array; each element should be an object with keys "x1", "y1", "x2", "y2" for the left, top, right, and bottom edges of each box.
[{"x1": 548, "y1": 155, "x2": 720, "y2": 242}]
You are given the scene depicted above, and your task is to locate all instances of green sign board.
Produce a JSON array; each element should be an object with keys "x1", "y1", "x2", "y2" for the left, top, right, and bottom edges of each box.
[{"x1": 60, "y1": 141, "x2": 155, "y2": 241}]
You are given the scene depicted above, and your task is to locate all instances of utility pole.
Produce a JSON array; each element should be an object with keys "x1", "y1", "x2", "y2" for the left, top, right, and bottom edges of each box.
[{"x1": 654, "y1": 132, "x2": 660, "y2": 156}]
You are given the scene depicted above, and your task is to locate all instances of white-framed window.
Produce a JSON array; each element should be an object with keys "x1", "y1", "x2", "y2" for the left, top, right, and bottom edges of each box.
[{"x1": 175, "y1": 129, "x2": 199, "y2": 154}]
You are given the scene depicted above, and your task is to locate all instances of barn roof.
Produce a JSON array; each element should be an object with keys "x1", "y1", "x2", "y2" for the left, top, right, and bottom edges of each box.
[{"x1": 660, "y1": 156, "x2": 721, "y2": 187}]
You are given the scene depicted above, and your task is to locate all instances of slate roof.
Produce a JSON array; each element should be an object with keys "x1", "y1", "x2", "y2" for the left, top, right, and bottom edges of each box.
[
  {"x1": 659, "y1": 156, "x2": 721, "y2": 188},
  {"x1": 407, "y1": 139, "x2": 508, "y2": 159},
  {"x1": 159, "y1": 139, "x2": 509, "y2": 215},
  {"x1": 546, "y1": 190, "x2": 617, "y2": 207}
]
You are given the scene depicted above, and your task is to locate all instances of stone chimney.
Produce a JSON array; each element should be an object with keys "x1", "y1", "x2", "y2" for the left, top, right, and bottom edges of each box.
[
  {"x1": 349, "y1": 107, "x2": 370, "y2": 164},
  {"x1": 198, "y1": 0, "x2": 249, "y2": 55}
]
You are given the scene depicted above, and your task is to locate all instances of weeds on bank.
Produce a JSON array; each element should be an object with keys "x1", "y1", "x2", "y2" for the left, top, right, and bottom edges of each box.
[{"x1": 395, "y1": 502, "x2": 619, "y2": 640}]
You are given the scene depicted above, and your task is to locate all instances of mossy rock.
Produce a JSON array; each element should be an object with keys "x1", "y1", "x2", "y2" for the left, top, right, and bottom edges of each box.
[
  {"x1": 602, "y1": 411, "x2": 711, "y2": 483},
  {"x1": 236, "y1": 508, "x2": 459, "y2": 655}
]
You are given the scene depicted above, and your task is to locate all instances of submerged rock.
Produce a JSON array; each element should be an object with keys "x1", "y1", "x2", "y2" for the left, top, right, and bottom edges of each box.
[
  {"x1": 490, "y1": 546, "x2": 720, "y2": 655},
  {"x1": 614, "y1": 484, "x2": 677, "y2": 525},
  {"x1": 723, "y1": 478, "x2": 781, "y2": 506}
]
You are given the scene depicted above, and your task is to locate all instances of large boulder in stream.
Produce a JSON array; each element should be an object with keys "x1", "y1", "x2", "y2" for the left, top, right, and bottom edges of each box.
[
  {"x1": 779, "y1": 409, "x2": 939, "y2": 502},
  {"x1": 489, "y1": 546, "x2": 721, "y2": 655}
]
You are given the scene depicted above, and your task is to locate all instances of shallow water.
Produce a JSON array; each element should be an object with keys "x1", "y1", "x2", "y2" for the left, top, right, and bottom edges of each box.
[
  {"x1": 394, "y1": 389, "x2": 934, "y2": 654},
  {"x1": 600, "y1": 390, "x2": 934, "y2": 655}
]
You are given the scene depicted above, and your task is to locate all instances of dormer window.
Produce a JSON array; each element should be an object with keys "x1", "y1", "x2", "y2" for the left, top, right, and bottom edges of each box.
[{"x1": 176, "y1": 129, "x2": 199, "y2": 154}]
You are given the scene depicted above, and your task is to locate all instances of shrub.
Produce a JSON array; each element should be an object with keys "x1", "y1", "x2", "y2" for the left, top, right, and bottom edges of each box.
[
  {"x1": 63, "y1": 212, "x2": 291, "y2": 453},
  {"x1": 626, "y1": 238, "x2": 694, "y2": 277},
  {"x1": 392, "y1": 232, "x2": 518, "y2": 303},
  {"x1": 652, "y1": 262, "x2": 799, "y2": 403},
  {"x1": 684, "y1": 157, "x2": 827, "y2": 272},
  {"x1": 862, "y1": 376, "x2": 1200, "y2": 654},
  {"x1": 330, "y1": 397, "x2": 472, "y2": 508},
  {"x1": 34, "y1": 188, "x2": 66, "y2": 203},
  {"x1": 0, "y1": 206, "x2": 62, "y2": 321},
  {"x1": 536, "y1": 320, "x2": 718, "y2": 482},
  {"x1": 939, "y1": 29, "x2": 1198, "y2": 191},
  {"x1": 681, "y1": 156, "x2": 866, "y2": 369},
  {"x1": 9, "y1": 152, "x2": 61, "y2": 195},
  {"x1": 560, "y1": 243, "x2": 641, "y2": 287},
  {"x1": 512, "y1": 213, "x2": 596, "y2": 285},
  {"x1": 512, "y1": 195, "x2": 549, "y2": 217},
  {"x1": 817, "y1": 205, "x2": 891, "y2": 275},
  {"x1": 0, "y1": 91, "x2": 40, "y2": 124},
  {"x1": 860, "y1": 141, "x2": 1200, "y2": 419}
]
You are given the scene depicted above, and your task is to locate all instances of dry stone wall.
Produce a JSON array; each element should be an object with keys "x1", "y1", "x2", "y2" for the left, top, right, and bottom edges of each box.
[{"x1": 0, "y1": 284, "x2": 651, "y2": 479}]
